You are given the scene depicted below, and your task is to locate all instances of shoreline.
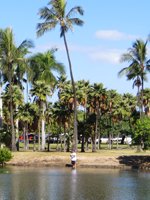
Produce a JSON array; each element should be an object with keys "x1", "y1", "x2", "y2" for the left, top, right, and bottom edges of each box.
[{"x1": 6, "y1": 152, "x2": 150, "y2": 171}]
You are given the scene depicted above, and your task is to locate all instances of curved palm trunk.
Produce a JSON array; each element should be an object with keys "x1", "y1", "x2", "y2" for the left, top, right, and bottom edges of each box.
[{"x1": 63, "y1": 33, "x2": 78, "y2": 151}]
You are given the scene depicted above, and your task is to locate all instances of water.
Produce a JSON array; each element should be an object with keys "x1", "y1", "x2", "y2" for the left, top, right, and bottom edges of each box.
[{"x1": 0, "y1": 167, "x2": 150, "y2": 200}]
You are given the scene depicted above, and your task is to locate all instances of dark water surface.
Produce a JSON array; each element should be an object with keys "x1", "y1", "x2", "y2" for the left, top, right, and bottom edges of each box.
[{"x1": 0, "y1": 166, "x2": 150, "y2": 200}]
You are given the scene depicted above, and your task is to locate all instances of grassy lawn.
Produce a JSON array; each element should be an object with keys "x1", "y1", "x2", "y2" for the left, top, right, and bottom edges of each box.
[
  {"x1": 17, "y1": 142, "x2": 150, "y2": 158},
  {"x1": 7, "y1": 142, "x2": 149, "y2": 168}
]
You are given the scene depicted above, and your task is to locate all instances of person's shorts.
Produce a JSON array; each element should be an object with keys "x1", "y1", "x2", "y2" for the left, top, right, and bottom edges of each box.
[{"x1": 71, "y1": 161, "x2": 76, "y2": 165}]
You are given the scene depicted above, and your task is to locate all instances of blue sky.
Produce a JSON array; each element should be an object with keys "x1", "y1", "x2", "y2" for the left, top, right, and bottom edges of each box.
[{"x1": 1, "y1": 0, "x2": 150, "y2": 98}]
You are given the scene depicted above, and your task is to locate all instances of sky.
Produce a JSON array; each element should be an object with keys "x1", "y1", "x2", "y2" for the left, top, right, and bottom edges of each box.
[{"x1": 1, "y1": 0, "x2": 150, "y2": 100}]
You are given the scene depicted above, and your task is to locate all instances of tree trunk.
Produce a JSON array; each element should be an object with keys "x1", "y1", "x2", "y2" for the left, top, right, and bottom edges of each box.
[
  {"x1": 10, "y1": 96, "x2": 16, "y2": 151},
  {"x1": 91, "y1": 130, "x2": 97, "y2": 152},
  {"x1": 95, "y1": 110, "x2": 99, "y2": 150},
  {"x1": 140, "y1": 70, "x2": 144, "y2": 117},
  {"x1": 41, "y1": 103, "x2": 46, "y2": 150},
  {"x1": 38, "y1": 120, "x2": 41, "y2": 151},
  {"x1": 0, "y1": 84, "x2": 2, "y2": 118},
  {"x1": 8, "y1": 68, "x2": 16, "y2": 151},
  {"x1": 63, "y1": 33, "x2": 78, "y2": 151},
  {"x1": 81, "y1": 132, "x2": 85, "y2": 152},
  {"x1": 108, "y1": 133, "x2": 112, "y2": 150},
  {"x1": 81, "y1": 107, "x2": 86, "y2": 152},
  {"x1": 23, "y1": 127, "x2": 28, "y2": 150}
]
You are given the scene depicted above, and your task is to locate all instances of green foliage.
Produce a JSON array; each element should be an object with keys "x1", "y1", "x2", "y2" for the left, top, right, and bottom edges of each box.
[
  {"x1": 0, "y1": 148, "x2": 13, "y2": 167},
  {"x1": 133, "y1": 117, "x2": 150, "y2": 149},
  {"x1": 0, "y1": 128, "x2": 12, "y2": 148}
]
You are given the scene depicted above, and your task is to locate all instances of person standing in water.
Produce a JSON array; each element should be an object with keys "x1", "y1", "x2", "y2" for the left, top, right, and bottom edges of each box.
[{"x1": 70, "y1": 150, "x2": 77, "y2": 169}]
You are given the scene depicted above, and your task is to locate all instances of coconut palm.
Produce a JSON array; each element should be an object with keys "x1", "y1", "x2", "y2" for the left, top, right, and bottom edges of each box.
[
  {"x1": 29, "y1": 50, "x2": 65, "y2": 150},
  {"x1": 0, "y1": 27, "x2": 33, "y2": 151},
  {"x1": 28, "y1": 49, "x2": 64, "y2": 85},
  {"x1": 118, "y1": 39, "x2": 150, "y2": 115},
  {"x1": 30, "y1": 81, "x2": 51, "y2": 150},
  {"x1": 37, "y1": 0, "x2": 84, "y2": 151}
]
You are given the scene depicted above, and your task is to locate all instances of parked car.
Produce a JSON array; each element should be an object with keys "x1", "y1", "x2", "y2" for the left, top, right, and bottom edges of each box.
[{"x1": 19, "y1": 133, "x2": 38, "y2": 143}]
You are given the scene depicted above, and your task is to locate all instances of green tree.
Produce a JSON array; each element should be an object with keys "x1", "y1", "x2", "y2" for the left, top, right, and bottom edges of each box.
[
  {"x1": 87, "y1": 83, "x2": 106, "y2": 152},
  {"x1": 0, "y1": 27, "x2": 33, "y2": 151},
  {"x1": 37, "y1": 0, "x2": 84, "y2": 151},
  {"x1": 142, "y1": 88, "x2": 150, "y2": 116},
  {"x1": 16, "y1": 103, "x2": 36, "y2": 150},
  {"x1": 29, "y1": 50, "x2": 65, "y2": 150},
  {"x1": 28, "y1": 50, "x2": 64, "y2": 85},
  {"x1": 133, "y1": 117, "x2": 150, "y2": 150},
  {"x1": 118, "y1": 38, "x2": 150, "y2": 116},
  {"x1": 0, "y1": 148, "x2": 12, "y2": 167},
  {"x1": 30, "y1": 81, "x2": 51, "y2": 150},
  {"x1": 53, "y1": 101, "x2": 72, "y2": 152},
  {"x1": 76, "y1": 80, "x2": 90, "y2": 152}
]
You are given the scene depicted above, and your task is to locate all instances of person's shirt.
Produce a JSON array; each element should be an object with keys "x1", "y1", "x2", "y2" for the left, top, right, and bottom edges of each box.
[{"x1": 70, "y1": 152, "x2": 77, "y2": 161}]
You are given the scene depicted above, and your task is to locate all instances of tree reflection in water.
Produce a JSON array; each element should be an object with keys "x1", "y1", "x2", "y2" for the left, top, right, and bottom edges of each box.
[{"x1": 0, "y1": 167, "x2": 150, "y2": 200}]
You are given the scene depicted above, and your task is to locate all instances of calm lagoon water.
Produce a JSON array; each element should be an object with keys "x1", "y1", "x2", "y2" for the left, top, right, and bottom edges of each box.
[{"x1": 0, "y1": 166, "x2": 150, "y2": 200}]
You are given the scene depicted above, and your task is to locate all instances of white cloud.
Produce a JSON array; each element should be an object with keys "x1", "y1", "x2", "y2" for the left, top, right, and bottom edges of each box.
[
  {"x1": 66, "y1": 44, "x2": 123, "y2": 64},
  {"x1": 95, "y1": 30, "x2": 138, "y2": 41},
  {"x1": 35, "y1": 41, "x2": 124, "y2": 64},
  {"x1": 89, "y1": 48, "x2": 123, "y2": 64}
]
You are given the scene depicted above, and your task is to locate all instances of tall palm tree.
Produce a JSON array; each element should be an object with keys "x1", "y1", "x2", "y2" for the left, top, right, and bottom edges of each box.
[
  {"x1": 37, "y1": 0, "x2": 84, "y2": 151},
  {"x1": 76, "y1": 80, "x2": 90, "y2": 152},
  {"x1": 28, "y1": 50, "x2": 64, "y2": 85},
  {"x1": 118, "y1": 38, "x2": 150, "y2": 115},
  {"x1": 53, "y1": 101, "x2": 72, "y2": 152},
  {"x1": 30, "y1": 81, "x2": 50, "y2": 150},
  {"x1": 87, "y1": 83, "x2": 106, "y2": 152},
  {"x1": 29, "y1": 50, "x2": 65, "y2": 150},
  {"x1": 0, "y1": 27, "x2": 33, "y2": 151}
]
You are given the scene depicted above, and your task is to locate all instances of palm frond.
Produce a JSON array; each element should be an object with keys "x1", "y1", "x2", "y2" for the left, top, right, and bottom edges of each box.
[
  {"x1": 66, "y1": 6, "x2": 84, "y2": 18},
  {"x1": 39, "y1": 7, "x2": 58, "y2": 21},
  {"x1": 37, "y1": 21, "x2": 57, "y2": 37},
  {"x1": 68, "y1": 18, "x2": 84, "y2": 26}
]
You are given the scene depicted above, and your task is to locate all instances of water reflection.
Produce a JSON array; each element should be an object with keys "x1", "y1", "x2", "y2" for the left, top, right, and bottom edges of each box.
[{"x1": 0, "y1": 167, "x2": 150, "y2": 200}]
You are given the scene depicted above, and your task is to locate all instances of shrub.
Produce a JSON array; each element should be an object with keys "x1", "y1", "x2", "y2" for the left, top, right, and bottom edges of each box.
[
  {"x1": 132, "y1": 117, "x2": 150, "y2": 150},
  {"x1": 0, "y1": 148, "x2": 13, "y2": 167}
]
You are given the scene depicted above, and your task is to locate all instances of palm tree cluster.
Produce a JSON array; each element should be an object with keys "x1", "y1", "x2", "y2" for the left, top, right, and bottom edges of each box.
[
  {"x1": 53, "y1": 78, "x2": 149, "y2": 152},
  {"x1": 0, "y1": 1, "x2": 150, "y2": 152},
  {"x1": 0, "y1": 27, "x2": 65, "y2": 151}
]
